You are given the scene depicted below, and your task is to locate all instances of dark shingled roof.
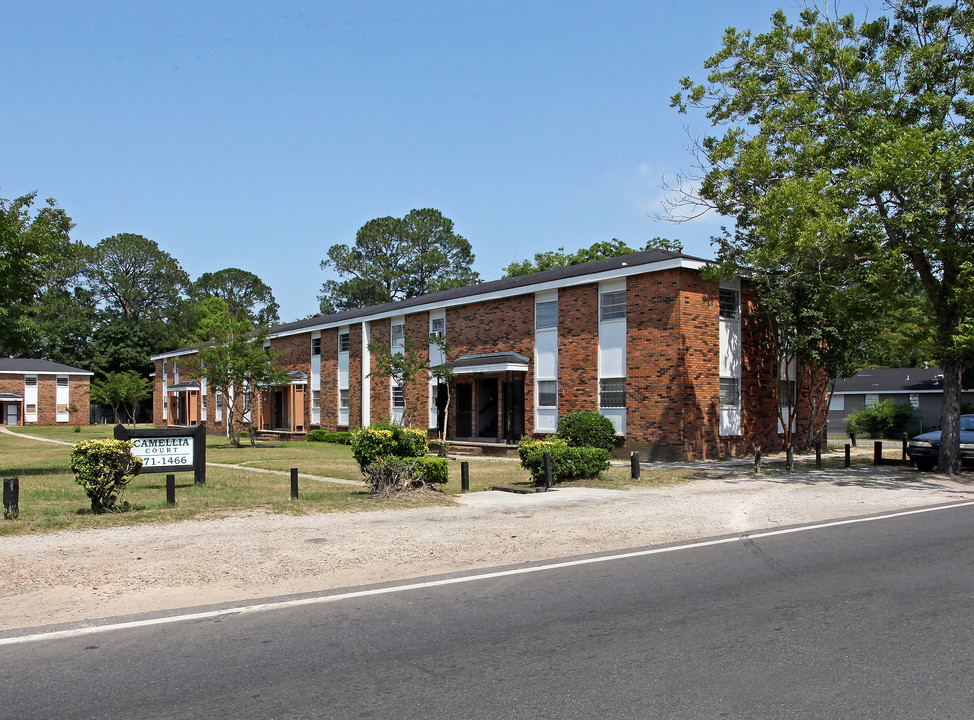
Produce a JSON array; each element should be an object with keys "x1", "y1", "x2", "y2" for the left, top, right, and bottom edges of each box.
[
  {"x1": 0, "y1": 358, "x2": 94, "y2": 375},
  {"x1": 832, "y1": 367, "x2": 966, "y2": 394},
  {"x1": 270, "y1": 247, "x2": 697, "y2": 335},
  {"x1": 155, "y1": 248, "x2": 705, "y2": 358}
]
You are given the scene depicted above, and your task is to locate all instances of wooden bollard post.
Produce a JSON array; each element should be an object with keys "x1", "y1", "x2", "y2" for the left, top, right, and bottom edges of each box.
[
  {"x1": 786, "y1": 444, "x2": 794, "y2": 471},
  {"x1": 290, "y1": 468, "x2": 299, "y2": 500},
  {"x1": 844, "y1": 443, "x2": 851, "y2": 468},
  {"x1": 815, "y1": 442, "x2": 822, "y2": 470},
  {"x1": 874, "y1": 440, "x2": 883, "y2": 465},
  {"x1": 461, "y1": 461, "x2": 470, "y2": 492},
  {"x1": 754, "y1": 446, "x2": 762, "y2": 473},
  {"x1": 543, "y1": 451, "x2": 553, "y2": 490},
  {"x1": 3, "y1": 477, "x2": 19, "y2": 520},
  {"x1": 902, "y1": 433, "x2": 908, "y2": 461},
  {"x1": 850, "y1": 431, "x2": 857, "y2": 448},
  {"x1": 630, "y1": 451, "x2": 640, "y2": 480},
  {"x1": 166, "y1": 474, "x2": 176, "y2": 507}
]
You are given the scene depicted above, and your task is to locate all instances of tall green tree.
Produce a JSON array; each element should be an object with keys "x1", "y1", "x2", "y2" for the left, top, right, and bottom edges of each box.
[
  {"x1": 503, "y1": 237, "x2": 683, "y2": 277},
  {"x1": 319, "y1": 209, "x2": 479, "y2": 313},
  {"x1": 84, "y1": 233, "x2": 189, "y2": 322},
  {"x1": 182, "y1": 298, "x2": 290, "y2": 447},
  {"x1": 189, "y1": 268, "x2": 280, "y2": 327},
  {"x1": 672, "y1": 0, "x2": 974, "y2": 472},
  {"x1": 0, "y1": 192, "x2": 76, "y2": 355}
]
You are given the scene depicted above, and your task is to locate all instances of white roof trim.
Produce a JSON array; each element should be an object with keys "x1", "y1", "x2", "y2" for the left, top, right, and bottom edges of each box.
[
  {"x1": 152, "y1": 257, "x2": 710, "y2": 360},
  {"x1": 452, "y1": 362, "x2": 530, "y2": 375},
  {"x1": 0, "y1": 370, "x2": 94, "y2": 376},
  {"x1": 267, "y1": 257, "x2": 708, "y2": 339}
]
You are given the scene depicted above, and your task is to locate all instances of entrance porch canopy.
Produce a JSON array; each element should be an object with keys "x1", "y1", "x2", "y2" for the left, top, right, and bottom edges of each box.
[{"x1": 448, "y1": 352, "x2": 529, "y2": 375}]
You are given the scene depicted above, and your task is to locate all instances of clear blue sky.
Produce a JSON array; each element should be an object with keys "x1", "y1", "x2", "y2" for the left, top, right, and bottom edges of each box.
[{"x1": 2, "y1": 0, "x2": 876, "y2": 322}]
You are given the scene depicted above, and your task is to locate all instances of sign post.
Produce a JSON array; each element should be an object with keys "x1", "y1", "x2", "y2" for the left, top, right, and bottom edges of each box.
[{"x1": 114, "y1": 424, "x2": 206, "y2": 485}]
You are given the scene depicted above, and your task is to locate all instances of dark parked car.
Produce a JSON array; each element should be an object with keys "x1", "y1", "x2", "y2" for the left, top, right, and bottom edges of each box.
[{"x1": 906, "y1": 414, "x2": 974, "y2": 471}]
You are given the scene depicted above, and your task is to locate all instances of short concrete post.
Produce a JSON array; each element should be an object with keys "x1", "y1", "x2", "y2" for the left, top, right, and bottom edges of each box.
[
  {"x1": 461, "y1": 461, "x2": 470, "y2": 492},
  {"x1": 786, "y1": 444, "x2": 794, "y2": 471},
  {"x1": 3, "y1": 477, "x2": 19, "y2": 520},
  {"x1": 166, "y1": 474, "x2": 176, "y2": 507},
  {"x1": 630, "y1": 451, "x2": 640, "y2": 480},
  {"x1": 844, "y1": 443, "x2": 851, "y2": 468},
  {"x1": 543, "y1": 451, "x2": 553, "y2": 490},
  {"x1": 290, "y1": 468, "x2": 299, "y2": 500}
]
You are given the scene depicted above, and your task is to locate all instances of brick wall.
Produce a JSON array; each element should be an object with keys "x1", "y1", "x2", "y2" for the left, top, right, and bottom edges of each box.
[
  {"x1": 0, "y1": 373, "x2": 90, "y2": 426},
  {"x1": 557, "y1": 283, "x2": 599, "y2": 418},
  {"x1": 318, "y1": 329, "x2": 339, "y2": 431}
]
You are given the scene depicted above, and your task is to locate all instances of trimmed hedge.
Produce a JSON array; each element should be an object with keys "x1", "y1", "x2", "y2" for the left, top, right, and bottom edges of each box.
[
  {"x1": 517, "y1": 437, "x2": 610, "y2": 484},
  {"x1": 306, "y1": 429, "x2": 353, "y2": 444},
  {"x1": 557, "y1": 411, "x2": 617, "y2": 451}
]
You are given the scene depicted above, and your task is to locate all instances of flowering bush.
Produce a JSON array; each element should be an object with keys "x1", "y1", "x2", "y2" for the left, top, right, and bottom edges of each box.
[
  {"x1": 351, "y1": 421, "x2": 429, "y2": 471},
  {"x1": 70, "y1": 439, "x2": 143, "y2": 513}
]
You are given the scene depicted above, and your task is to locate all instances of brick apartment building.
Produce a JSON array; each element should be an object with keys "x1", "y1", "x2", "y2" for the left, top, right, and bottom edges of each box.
[
  {"x1": 151, "y1": 249, "x2": 786, "y2": 460},
  {"x1": 0, "y1": 358, "x2": 93, "y2": 426}
]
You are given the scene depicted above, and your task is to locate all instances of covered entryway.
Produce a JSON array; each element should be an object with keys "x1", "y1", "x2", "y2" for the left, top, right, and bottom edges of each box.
[
  {"x1": 450, "y1": 353, "x2": 528, "y2": 444},
  {"x1": 0, "y1": 393, "x2": 22, "y2": 426},
  {"x1": 258, "y1": 371, "x2": 307, "y2": 433},
  {"x1": 166, "y1": 382, "x2": 201, "y2": 426}
]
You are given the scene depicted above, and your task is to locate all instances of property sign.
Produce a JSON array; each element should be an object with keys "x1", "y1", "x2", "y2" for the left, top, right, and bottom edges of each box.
[
  {"x1": 114, "y1": 424, "x2": 206, "y2": 484},
  {"x1": 130, "y1": 436, "x2": 194, "y2": 468}
]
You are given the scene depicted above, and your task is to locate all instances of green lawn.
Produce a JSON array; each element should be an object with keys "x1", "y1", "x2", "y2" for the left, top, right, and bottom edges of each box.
[
  {"x1": 2, "y1": 425, "x2": 888, "y2": 537},
  {"x1": 0, "y1": 426, "x2": 655, "y2": 536}
]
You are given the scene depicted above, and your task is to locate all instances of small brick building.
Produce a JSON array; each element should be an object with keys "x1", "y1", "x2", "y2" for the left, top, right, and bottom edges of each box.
[
  {"x1": 0, "y1": 358, "x2": 93, "y2": 426},
  {"x1": 152, "y1": 250, "x2": 785, "y2": 460}
]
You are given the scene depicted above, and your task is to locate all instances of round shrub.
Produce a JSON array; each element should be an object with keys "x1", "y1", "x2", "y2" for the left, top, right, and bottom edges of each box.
[
  {"x1": 70, "y1": 439, "x2": 143, "y2": 513},
  {"x1": 557, "y1": 411, "x2": 617, "y2": 451}
]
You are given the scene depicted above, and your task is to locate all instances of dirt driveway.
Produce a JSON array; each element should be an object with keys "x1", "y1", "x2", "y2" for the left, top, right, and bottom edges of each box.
[{"x1": 2, "y1": 464, "x2": 972, "y2": 633}]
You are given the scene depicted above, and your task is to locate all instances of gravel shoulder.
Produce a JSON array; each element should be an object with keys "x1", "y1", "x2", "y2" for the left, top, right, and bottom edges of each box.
[{"x1": 2, "y1": 465, "x2": 972, "y2": 633}]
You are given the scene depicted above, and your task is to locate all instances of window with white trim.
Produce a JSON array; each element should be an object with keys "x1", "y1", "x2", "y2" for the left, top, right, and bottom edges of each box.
[
  {"x1": 392, "y1": 385, "x2": 405, "y2": 408},
  {"x1": 535, "y1": 300, "x2": 558, "y2": 329},
  {"x1": 720, "y1": 377, "x2": 740, "y2": 406},
  {"x1": 599, "y1": 290, "x2": 626, "y2": 321},
  {"x1": 719, "y1": 288, "x2": 740, "y2": 320},
  {"x1": 339, "y1": 389, "x2": 350, "y2": 410},
  {"x1": 599, "y1": 378, "x2": 626, "y2": 408},
  {"x1": 311, "y1": 337, "x2": 321, "y2": 356},
  {"x1": 430, "y1": 317, "x2": 445, "y2": 338},
  {"x1": 339, "y1": 331, "x2": 350, "y2": 352},
  {"x1": 537, "y1": 380, "x2": 557, "y2": 408},
  {"x1": 391, "y1": 322, "x2": 405, "y2": 345}
]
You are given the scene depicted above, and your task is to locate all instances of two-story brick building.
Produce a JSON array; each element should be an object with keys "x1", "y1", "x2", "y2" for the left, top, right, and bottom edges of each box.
[
  {"x1": 152, "y1": 249, "x2": 784, "y2": 460},
  {"x1": 0, "y1": 358, "x2": 93, "y2": 426}
]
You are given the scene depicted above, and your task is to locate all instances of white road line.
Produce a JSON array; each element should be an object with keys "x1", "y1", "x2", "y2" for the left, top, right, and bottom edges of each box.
[{"x1": 4, "y1": 500, "x2": 973, "y2": 647}]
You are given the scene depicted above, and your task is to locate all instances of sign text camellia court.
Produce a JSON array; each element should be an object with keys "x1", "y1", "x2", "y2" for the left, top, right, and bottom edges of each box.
[{"x1": 114, "y1": 424, "x2": 206, "y2": 485}]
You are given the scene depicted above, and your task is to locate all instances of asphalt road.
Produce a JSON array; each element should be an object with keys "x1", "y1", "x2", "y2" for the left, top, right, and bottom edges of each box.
[{"x1": 4, "y1": 503, "x2": 974, "y2": 719}]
